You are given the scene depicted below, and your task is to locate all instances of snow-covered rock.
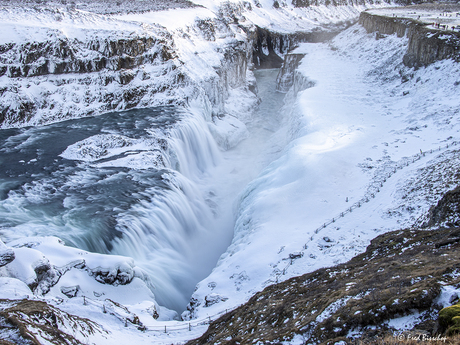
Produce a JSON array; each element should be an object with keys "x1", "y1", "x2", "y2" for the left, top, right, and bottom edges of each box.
[
  {"x1": 208, "y1": 115, "x2": 249, "y2": 150},
  {"x1": 185, "y1": 18, "x2": 460, "y2": 323},
  {"x1": 0, "y1": 239, "x2": 14, "y2": 267}
]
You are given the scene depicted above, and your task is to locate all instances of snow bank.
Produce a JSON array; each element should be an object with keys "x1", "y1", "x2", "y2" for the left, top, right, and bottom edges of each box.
[
  {"x1": 186, "y1": 22, "x2": 460, "y2": 321},
  {"x1": 0, "y1": 1, "x2": 423, "y2": 343}
]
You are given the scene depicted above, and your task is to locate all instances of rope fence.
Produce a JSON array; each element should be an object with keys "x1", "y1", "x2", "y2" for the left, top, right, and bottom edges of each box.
[
  {"x1": 275, "y1": 140, "x2": 459, "y2": 279},
  {"x1": 75, "y1": 141, "x2": 459, "y2": 334},
  {"x1": 312, "y1": 141, "x2": 459, "y2": 236},
  {"x1": 77, "y1": 295, "x2": 241, "y2": 333}
]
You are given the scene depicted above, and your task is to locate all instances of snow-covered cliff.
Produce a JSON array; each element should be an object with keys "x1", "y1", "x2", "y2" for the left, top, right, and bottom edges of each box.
[
  {"x1": 182, "y1": 4, "x2": 460, "y2": 338},
  {"x1": 0, "y1": 0, "x2": 387, "y2": 128},
  {"x1": 7, "y1": 0, "x2": 458, "y2": 344},
  {"x1": 359, "y1": 8, "x2": 460, "y2": 68}
]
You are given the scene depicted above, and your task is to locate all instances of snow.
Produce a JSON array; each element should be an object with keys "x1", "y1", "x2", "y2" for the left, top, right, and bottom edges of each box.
[
  {"x1": 60, "y1": 133, "x2": 169, "y2": 169},
  {"x1": 186, "y1": 21, "x2": 460, "y2": 324},
  {"x1": 0, "y1": 277, "x2": 33, "y2": 299},
  {"x1": 386, "y1": 310, "x2": 425, "y2": 331},
  {"x1": 208, "y1": 114, "x2": 249, "y2": 150},
  {"x1": 316, "y1": 297, "x2": 352, "y2": 323},
  {"x1": 2, "y1": 0, "x2": 460, "y2": 344},
  {"x1": 434, "y1": 285, "x2": 460, "y2": 309},
  {"x1": 116, "y1": 7, "x2": 218, "y2": 31}
]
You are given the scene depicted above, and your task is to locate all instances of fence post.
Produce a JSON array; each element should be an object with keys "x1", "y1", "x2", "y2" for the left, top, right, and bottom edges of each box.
[{"x1": 189, "y1": 323, "x2": 191, "y2": 331}]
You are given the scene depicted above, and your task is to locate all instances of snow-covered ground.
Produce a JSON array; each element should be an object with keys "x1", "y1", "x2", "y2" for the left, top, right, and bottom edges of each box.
[
  {"x1": 186, "y1": 17, "x2": 460, "y2": 329},
  {"x1": 3, "y1": 0, "x2": 460, "y2": 344},
  {"x1": 368, "y1": 3, "x2": 460, "y2": 30}
]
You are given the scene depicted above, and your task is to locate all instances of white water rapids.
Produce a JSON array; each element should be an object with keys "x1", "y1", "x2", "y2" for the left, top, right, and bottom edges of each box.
[{"x1": 0, "y1": 69, "x2": 287, "y2": 313}]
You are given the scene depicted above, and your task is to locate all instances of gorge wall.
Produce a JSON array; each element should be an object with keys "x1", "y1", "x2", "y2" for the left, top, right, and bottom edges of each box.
[
  {"x1": 0, "y1": 29, "x2": 187, "y2": 127},
  {"x1": 0, "y1": 6, "x2": 256, "y2": 128},
  {"x1": 359, "y1": 10, "x2": 460, "y2": 68},
  {"x1": 0, "y1": 0, "x2": 388, "y2": 129}
]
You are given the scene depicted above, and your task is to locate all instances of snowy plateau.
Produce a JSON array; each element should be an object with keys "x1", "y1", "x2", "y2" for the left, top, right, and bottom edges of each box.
[{"x1": 1, "y1": 0, "x2": 460, "y2": 344}]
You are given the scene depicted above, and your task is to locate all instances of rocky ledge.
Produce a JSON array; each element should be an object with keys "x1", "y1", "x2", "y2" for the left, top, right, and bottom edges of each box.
[{"x1": 359, "y1": 5, "x2": 460, "y2": 68}]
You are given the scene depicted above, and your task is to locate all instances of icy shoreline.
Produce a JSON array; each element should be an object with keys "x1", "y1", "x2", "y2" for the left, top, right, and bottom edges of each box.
[{"x1": 4, "y1": 1, "x2": 460, "y2": 344}]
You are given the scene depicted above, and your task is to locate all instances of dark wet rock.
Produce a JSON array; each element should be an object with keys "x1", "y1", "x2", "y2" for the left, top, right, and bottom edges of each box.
[
  {"x1": 89, "y1": 266, "x2": 134, "y2": 286},
  {"x1": 422, "y1": 185, "x2": 460, "y2": 229},
  {"x1": 0, "y1": 246, "x2": 15, "y2": 268},
  {"x1": 60, "y1": 285, "x2": 80, "y2": 298},
  {"x1": 30, "y1": 259, "x2": 61, "y2": 296},
  {"x1": 204, "y1": 293, "x2": 228, "y2": 307},
  {"x1": 276, "y1": 53, "x2": 305, "y2": 92}
]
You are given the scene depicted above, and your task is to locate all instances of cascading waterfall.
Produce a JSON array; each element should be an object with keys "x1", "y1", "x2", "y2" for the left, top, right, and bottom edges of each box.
[
  {"x1": 110, "y1": 112, "x2": 227, "y2": 311},
  {"x1": 0, "y1": 104, "x2": 229, "y2": 313},
  {"x1": 0, "y1": 69, "x2": 287, "y2": 315}
]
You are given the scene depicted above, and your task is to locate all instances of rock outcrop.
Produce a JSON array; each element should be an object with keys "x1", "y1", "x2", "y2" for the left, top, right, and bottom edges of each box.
[
  {"x1": 251, "y1": 25, "x2": 348, "y2": 69},
  {"x1": 186, "y1": 226, "x2": 460, "y2": 344},
  {"x1": 0, "y1": 25, "x2": 185, "y2": 127},
  {"x1": 0, "y1": 299, "x2": 107, "y2": 345},
  {"x1": 0, "y1": 240, "x2": 14, "y2": 268},
  {"x1": 359, "y1": 11, "x2": 460, "y2": 68},
  {"x1": 276, "y1": 53, "x2": 305, "y2": 92},
  {"x1": 421, "y1": 185, "x2": 460, "y2": 229}
]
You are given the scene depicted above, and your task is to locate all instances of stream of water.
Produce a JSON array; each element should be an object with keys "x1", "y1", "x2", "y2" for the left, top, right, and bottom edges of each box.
[{"x1": 0, "y1": 69, "x2": 286, "y2": 313}]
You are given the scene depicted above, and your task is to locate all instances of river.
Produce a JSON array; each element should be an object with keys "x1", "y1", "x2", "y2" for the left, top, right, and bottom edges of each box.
[{"x1": 0, "y1": 68, "x2": 286, "y2": 313}]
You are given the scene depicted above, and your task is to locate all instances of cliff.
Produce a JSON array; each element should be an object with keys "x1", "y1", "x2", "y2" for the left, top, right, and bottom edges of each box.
[
  {"x1": 359, "y1": 10, "x2": 460, "y2": 68},
  {"x1": 0, "y1": 5, "x2": 254, "y2": 128},
  {"x1": 252, "y1": 25, "x2": 347, "y2": 69}
]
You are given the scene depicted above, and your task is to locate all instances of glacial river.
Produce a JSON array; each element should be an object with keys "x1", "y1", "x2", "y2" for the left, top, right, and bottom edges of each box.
[{"x1": 0, "y1": 69, "x2": 285, "y2": 312}]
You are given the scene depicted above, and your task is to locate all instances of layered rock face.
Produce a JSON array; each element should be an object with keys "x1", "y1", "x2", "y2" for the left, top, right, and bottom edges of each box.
[
  {"x1": 0, "y1": 3, "x2": 261, "y2": 128},
  {"x1": 275, "y1": 52, "x2": 317, "y2": 94},
  {"x1": 359, "y1": 10, "x2": 460, "y2": 68},
  {"x1": 0, "y1": 36, "x2": 174, "y2": 78},
  {"x1": 0, "y1": 21, "x2": 185, "y2": 127},
  {"x1": 252, "y1": 25, "x2": 348, "y2": 69}
]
